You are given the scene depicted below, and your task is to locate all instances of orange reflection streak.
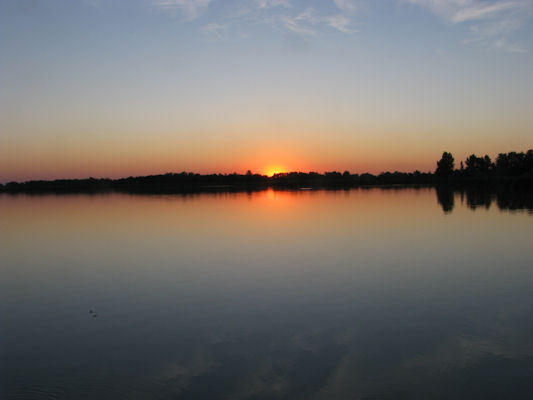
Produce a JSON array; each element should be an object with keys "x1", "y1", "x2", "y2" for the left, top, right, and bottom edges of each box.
[
  {"x1": 1, "y1": 188, "x2": 445, "y2": 241},
  {"x1": 1, "y1": 188, "x2": 454, "y2": 265},
  {"x1": 262, "y1": 188, "x2": 294, "y2": 207}
]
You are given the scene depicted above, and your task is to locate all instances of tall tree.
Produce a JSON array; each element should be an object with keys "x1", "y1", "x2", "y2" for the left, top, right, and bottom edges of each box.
[
  {"x1": 436, "y1": 152, "x2": 455, "y2": 176},
  {"x1": 465, "y1": 154, "x2": 493, "y2": 174}
]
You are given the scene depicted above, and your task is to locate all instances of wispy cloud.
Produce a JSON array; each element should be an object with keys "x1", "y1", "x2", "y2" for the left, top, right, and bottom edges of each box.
[
  {"x1": 280, "y1": 13, "x2": 317, "y2": 36},
  {"x1": 277, "y1": 6, "x2": 357, "y2": 37},
  {"x1": 403, "y1": 0, "x2": 533, "y2": 52},
  {"x1": 295, "y1": 7, "x2": 318, "y2": 23},
  {"x1": 255, "y1": 0, "x2": 291, "y2": 9},
  {"x1": 402, "y1": 0, "x2": 531, "y2": 24},
  {"x1": 147, "y1": 0, "x2": 531, "y2": 49},
  {"x1": 333, "y1": 0, "x2": 358, "y2": 14},
  {"x1": 201, "y1": 22, "x2": 226, "y2": 39},
  {"x1": 452, "y1": 1, "x2": 522, "y2": 23},
  {"x1": 249, "y1": 1, "x2": 359, "y2": 37},
  {"x1": 151, "y1": 0, "x2": 211, "y2": 20},
  {"x1": 325, "y1": 14, "x2": 358, "y2": 33},
  {"x1": 150, "y1": 0, "x2": 359, "y2": 37}
]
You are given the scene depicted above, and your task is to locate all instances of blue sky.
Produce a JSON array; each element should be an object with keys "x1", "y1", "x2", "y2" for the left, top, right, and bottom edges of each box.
[{"x1": 1, "y1": 0, "x2": 532, "y2": 181}]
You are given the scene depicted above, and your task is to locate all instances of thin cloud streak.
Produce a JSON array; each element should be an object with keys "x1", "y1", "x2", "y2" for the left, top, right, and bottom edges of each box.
[
  {"x1": 325, "y1": 15, "x2": 358, "y2": 34},
  {"x1": 151, "y1": 0, "x2": 211, "y2": 19},
  {"x1": 278, "y1": 6, "x2": 357, "y2": 37},
  {"x1": 281, "y1": 14, "x2": 317, "y2": 36},
  {"x1": 452, "y1": 1, "x2": 522, "y2": 23},
  {"x1": 333, "y1": 0, "x2": 358, "y2": 14},
  {"x1": 403, "y1": 0, "x2": 533, "y2": 52},
  {"x1": 150, "y1": 0, "x2": 358, "y2": 36},
  {"x1": 255, "y1": 0, "x2": 292, "y2": 9},
  {"x1": 148, "y1": 0, "x2": 531, "y2": 50},
  {"x1": 202, "y1": 22, "x2": 226, "y2": 39}
]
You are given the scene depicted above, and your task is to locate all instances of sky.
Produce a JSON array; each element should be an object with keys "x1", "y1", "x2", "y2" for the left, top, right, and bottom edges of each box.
[{"x1": 1, "y1": 0, "x2": 533, "y2": 181}]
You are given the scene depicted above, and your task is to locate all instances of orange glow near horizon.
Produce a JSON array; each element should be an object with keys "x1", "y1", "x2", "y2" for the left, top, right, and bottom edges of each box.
[{"x1": 264, "y1": 166, "x2": 288, "y2": 177}]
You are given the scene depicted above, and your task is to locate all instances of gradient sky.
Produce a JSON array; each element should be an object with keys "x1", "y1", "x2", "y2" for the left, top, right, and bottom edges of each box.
[{"x1": 1, "y1": 0, "x2": 533, "y2": 181}]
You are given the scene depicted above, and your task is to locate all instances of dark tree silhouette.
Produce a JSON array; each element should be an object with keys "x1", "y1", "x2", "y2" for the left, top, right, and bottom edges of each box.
[
  {"x1": 2, "y1": 149, "x2": 531, "y2": 194},
  {"x1": 436, "y1": 152, "x2": 455, "y2": 176},
  {"x1": 495, "y1": 151, "x2": 533, "y2": 176},
  {"x1": 465, "y1": 154, "x2": 493, "y2": 174},
  {"x1": 436, "y1": 185, "x2": 454, "y2": 213}
]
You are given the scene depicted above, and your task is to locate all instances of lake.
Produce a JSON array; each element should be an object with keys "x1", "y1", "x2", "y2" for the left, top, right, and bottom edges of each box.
[{"x1": 2, "y1": 187, "x2": 533, "y2": 399}]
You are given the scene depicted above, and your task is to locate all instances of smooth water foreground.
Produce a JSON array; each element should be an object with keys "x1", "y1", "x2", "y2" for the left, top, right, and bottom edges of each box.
[{"x1": 1, "y1": 187, "x2": 533, "y2": 399}]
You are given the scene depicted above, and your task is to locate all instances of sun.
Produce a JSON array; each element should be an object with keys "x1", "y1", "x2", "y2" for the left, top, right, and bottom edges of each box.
[{"x1": 264, "y1": 165, "x2": 288, "y2": 177}]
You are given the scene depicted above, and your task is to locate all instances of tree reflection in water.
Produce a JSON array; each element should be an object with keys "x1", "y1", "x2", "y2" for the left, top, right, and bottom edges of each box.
[{"x1": 436, "y1": 185, "x2": 533, "y2": 215}]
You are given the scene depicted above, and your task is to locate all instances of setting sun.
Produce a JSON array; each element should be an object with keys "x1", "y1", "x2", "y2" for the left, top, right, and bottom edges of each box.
[{"x1": 264, "y1": 166, "x2": 288, "y2": 177}]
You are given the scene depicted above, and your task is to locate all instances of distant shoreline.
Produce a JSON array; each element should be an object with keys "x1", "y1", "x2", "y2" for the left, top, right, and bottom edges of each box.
[
  {"x1": 1, "y1": 172, "x2": 532, "y2": 194},
  {"x1": 2, "y1": 150, "x2": 532, "y2": 194}
]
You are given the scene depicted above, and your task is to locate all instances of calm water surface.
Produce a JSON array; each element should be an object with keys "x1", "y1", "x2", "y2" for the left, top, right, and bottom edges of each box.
[{"x1": 2, "y1": 188, "x2": 533, "y2": 399}]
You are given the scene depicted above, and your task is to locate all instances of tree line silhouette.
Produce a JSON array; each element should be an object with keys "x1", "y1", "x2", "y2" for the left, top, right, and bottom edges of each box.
[
  {"x1": 434, "y1": 149, "x2": 533, "y2": 214},
  {"x1": 1, "y1": 149, "x2": 531, "y2": 194},
  {"x1": 435, "y1": 149, "x2": 533, "y2": 178}
]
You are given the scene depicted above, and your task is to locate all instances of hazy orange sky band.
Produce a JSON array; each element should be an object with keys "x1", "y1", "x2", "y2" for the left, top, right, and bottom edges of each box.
[{"x1": 1, "y1": 1, "x2": 532, "y2": 183}]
